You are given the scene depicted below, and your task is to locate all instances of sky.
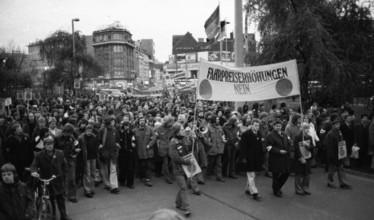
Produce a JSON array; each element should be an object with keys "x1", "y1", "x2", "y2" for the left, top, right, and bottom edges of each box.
[{"x1": 0, "y1": 0, "x2": 255, "y2": 62}]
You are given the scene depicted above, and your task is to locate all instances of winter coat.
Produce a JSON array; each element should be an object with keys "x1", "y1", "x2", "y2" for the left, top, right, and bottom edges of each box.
[
  {"x1": 354, "y1": 122, "x2": 370, "y2": 155},
  {"x1": 30, "y1": 149, "x2": 68, "y2": 195},
  {"x1": 55, "y1": 135, "x2": 79, "y2": 162},
  {"x1": 293, "y1": 132, "x2": 313, "y2": 175},
  {"x1": 326, "y1": 128, "x2": 344, "y2": 164},
  {"x1": 169, "y1": 137, "x2": 191, "y2": 176},
  {"x1": 285, "y1": 122, "x2": 300, "y2": 157},
  {"x1": 118, "y1": 129, "x2": 136, "y2": 159},
  {"x1": 239, "y1": 129, "x2": 264, "y2": 172},
  {"x1": 4, "y1": 133, "x2": 32, "y2": 177},
  {"x1": 0, "y1": 181, "x2": 34, "y2": 220},
  {"x1": 369, "y1": 121, "x2": 374, "y2": 154},
  {"x1": 133, "y1": 125, "x2": 156, "y2": 159},
  {"x1": 78, "y1": 133, "x2": 98, "y2": 164},
  {"x1": 259, "y1": 122, "x2": 270, "y2": 151},
  {"x1": 222, "y1": 124, "x2": 240, "y2": 146},
  {"x1": 156, "y1": 124, "x2": 176, "y2": 157},
  {"x1": 340, "y1": 122, "x2": 355, "y2": 153},
  {"x1": 22, "y1": 122, "x2": 36, "y2": 138},
  {"x1": 204, "y1": 123, "x2": 225, "y2": 155},
  {"x1": 266, "y1": 130, "x2": 291, "y2": 173},
  {"x1": 97, "y1": 126, "x2": 120, "y2": 162}
]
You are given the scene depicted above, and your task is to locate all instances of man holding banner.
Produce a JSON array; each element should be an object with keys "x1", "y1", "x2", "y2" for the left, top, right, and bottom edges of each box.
[{"x1": 325, "y1": 118, "x2": 352, "y2": 189}]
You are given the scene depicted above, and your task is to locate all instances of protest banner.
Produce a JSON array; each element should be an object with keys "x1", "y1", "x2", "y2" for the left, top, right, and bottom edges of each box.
[{"x1": 197, "y1": 60, "x2": 300, "y2": 101}]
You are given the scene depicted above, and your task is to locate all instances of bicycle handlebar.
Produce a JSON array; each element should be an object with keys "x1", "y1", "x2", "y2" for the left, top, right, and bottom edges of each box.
[{"x1": 34, "y1": 175, "x2": 57, "y2": 183}]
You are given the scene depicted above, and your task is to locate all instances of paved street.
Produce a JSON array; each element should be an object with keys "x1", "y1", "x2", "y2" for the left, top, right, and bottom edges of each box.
[{"x1": 67, "y1": 168, "x2": 374, "y2": 220}]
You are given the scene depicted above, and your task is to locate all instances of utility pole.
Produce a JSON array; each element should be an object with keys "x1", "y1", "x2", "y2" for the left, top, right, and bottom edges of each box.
[
  {"x1": 234, "y1": 0, "x2": 244, "y2": 110},
  {"x1": 72, "y1": 18, "x2": 80, "y2": 94}
]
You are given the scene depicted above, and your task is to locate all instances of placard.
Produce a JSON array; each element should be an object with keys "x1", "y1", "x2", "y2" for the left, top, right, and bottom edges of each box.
[
  {"x1": 299, "y1": 140, "x2": 312, "y2": 159},
  {"x1": 24, "y1": 91, "x2": 33, "y2": 101},
  {"x1": 182, "y1": 153, "x2": 201, "y2": 178},
  {"x1": 338, "y1": 141, "x2": 347, "y2": 160},
  {"x1": 5, "y1": 98, "x2": 12, "y2": 106}
]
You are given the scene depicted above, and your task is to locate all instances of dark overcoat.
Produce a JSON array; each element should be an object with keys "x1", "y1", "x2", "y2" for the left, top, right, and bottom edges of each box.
[
  {"x1": 0, "y1": 181, "x2": 34, "y2": 220},
  {"x1": 266, "y1": 130, "x2": 291, "y2": 173},
  {"x1": 4, "y1": 134, "x2": 32, "y2": 177},
  {"x1": 30, "y1": 149, "x2": 67, "y2": 195},
  {"x1": 239, "y1": 129, "x2": 264, "y2": 172},
  {"x1": 326, "y1": 128, "x2": 344, "y2": 165},
  {"x1": 293, "y1": 133, "x2": 313, "y2": 175}
]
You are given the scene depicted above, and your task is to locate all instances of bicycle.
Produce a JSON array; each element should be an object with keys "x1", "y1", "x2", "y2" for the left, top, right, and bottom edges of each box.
[{"x1": 33, "y1": 174, "x2": 56, "y2": 220}]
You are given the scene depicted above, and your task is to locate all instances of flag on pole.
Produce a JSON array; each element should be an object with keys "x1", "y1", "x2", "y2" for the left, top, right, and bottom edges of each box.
[
  {"x1": 204, "y1": 6, "x2": 220, "y2": 40},
  {"x1": 217, "y1": 20, "x2": 229, "y2": 41}
]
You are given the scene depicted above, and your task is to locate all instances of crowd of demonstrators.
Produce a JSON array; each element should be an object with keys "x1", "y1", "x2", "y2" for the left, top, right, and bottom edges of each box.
[{"x1": 1, "y1": 92, "x2": 374, "y2": 219}]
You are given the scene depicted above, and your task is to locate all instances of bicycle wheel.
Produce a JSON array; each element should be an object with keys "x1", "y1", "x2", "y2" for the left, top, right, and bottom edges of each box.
[{"x1": 37, "y1": 198, "x2": 54, "y2": 220}]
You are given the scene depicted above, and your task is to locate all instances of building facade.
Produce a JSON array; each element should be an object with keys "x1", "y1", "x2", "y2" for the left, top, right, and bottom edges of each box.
[
  {"x1": 165, "y1": 32, "x2": 256, "y2": 85},
  {"x1": 92, "y1": 22, "x2": 136, "y2": 88},
  {"x1": 140, "y1": 39, "x2": 155, "y2": 61}
]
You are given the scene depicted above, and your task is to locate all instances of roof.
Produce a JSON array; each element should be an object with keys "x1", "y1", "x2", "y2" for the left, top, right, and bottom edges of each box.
[
  {"x1": 172, "y1": 32, "x2": 235, "y2": 54},
  {"x1": 172, "y1": 32, "x2": 197, "y2": 54}
]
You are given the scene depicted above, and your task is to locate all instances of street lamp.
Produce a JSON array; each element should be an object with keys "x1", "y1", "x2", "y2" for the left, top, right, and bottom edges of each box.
[
  {"x1": 72, "y1": 18, "x2": 79, "y2": 92},
  {"x1": 72, "y1": 18, "x2": 80, "y2": 74}
]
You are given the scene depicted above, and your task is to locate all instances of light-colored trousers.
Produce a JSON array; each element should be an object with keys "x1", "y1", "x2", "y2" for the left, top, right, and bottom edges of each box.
[
  {"x1": 99, "y1": 159, "x2": 118, "y2": 189},
  {"x1": 246, "y1": 172, "x2": 258, "y2": 194},
  {"x1": 83, "y1": 159, "x2": 96, "y2": 194}
]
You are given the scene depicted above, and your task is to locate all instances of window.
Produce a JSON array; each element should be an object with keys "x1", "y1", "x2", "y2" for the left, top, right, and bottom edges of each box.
[
  {"x1": 113, "y1": 45, "x2": 124, "y2": 53},
  {"x1": 114, "y1": 34, "x2": 122, "y2": 40}
]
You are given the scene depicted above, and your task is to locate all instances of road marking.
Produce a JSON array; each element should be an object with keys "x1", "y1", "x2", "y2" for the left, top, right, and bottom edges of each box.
[{"x1": 202, "y1": 192, "x2": 261, "y2": 220}]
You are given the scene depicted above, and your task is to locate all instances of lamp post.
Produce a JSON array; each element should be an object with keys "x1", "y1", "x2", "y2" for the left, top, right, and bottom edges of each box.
[{"x1": 72, "y1": 18, "x2": 79, "y2": 93}]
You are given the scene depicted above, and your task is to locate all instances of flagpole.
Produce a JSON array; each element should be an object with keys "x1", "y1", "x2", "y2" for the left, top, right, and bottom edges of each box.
[
  {"x1": 225, "y1": 17, "x2": 228, "y2": 66},
  {"x1": 191, "y1": 58, "x2": 202, "y2": 166},
  {"x1": 226, "y1": 37, "x2": 228, "y2": 66},
  {"x1": 219, "y1": 2, "x2": 222, "y2": 65},
  {"x1": 234, "y1": 0, "x2": 244, "y2": 111}
]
